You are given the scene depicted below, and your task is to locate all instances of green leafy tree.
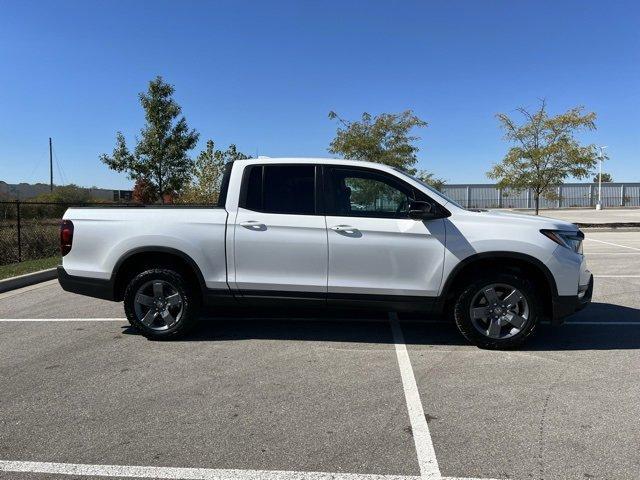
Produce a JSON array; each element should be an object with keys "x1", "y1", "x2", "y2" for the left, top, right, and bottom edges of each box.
[
  {"x1": 593, "y1": 172, "x2": 613, "y2": 183},
  {"x1": 100, "y1": 76, "x2": 199, "y2": 203},
  {"x1": 328, "y1": 110, "x2": 427, "y2": 170},
  {"x1": 328, "y1": 110, "x2": 444, "y2": 200},
  {"x1": 415, "y1": 171, "x2": 446, "y2": 192},
  {"x1": 180, "y1": 140, "x2": 248, "y2": 204},
  {"x1": 27, "y1": 185, "x2": 97, "y2": 219},
  {"x1": 487, "y1": 100, "x2": 598, "y2": 214},
  {"x1": 35, "y1": 184, "x2": 92, "y2": 204}
]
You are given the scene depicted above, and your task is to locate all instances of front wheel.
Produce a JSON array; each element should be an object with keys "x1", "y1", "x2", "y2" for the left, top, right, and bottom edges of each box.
[
  {"x1": 124, "y1": 268, "x2": 199, "y2": 340},
  {"x1": 453, "y1": 273, "x2": 539, "y2": 349}
]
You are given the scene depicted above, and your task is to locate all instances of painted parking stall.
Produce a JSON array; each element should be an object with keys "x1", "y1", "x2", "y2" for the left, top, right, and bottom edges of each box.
[{"x1": 0, "y1": 230, "x2": 639, "y2": 479}]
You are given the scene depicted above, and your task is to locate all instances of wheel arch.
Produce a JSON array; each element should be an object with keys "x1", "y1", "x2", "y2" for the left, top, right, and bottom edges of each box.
[
  {"x1": 112, "y1": 246, "x2": 206, "y2": 302},
  {"x1": 438, "y1": 251, "x2": 557, "y2": 319}
]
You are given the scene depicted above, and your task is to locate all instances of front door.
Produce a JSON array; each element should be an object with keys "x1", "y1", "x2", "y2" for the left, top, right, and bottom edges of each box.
[
  {"x1": 323, "y1": 166, "x2": 446, "y2": 299},
  {"x1": 233, "y1": 164, "x2": 327, "y2": 299}
]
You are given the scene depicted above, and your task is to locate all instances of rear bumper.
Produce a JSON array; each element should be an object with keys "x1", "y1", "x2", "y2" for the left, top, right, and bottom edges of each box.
[
  {"x1": 551, "y1": 273, "x2": 593, "y2": 325},
  {"x1": 57, "y1": 266, "x2": 116, "y2": 301}
]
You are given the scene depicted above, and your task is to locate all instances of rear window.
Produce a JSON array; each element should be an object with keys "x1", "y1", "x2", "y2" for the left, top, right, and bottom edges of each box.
[
  {"x1": 241, "y1": 164, "x2": 316, "y2": 215},
  {"x1": 244, "y1": 165, "x2": 263, "y2": 211}
]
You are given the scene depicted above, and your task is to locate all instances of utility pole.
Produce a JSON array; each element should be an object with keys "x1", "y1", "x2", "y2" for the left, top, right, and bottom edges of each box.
[
  {"x1": 49, "y1": 137, "x2": 53, "y2": 192},
  {"x1": 595, "y1": 146, "x2": 607, "y2": 211}
]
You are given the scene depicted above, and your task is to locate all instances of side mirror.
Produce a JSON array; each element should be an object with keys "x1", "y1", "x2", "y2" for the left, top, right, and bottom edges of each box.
[{"x1": 408, "y1": 200, "x2": 436, "y2": 220}]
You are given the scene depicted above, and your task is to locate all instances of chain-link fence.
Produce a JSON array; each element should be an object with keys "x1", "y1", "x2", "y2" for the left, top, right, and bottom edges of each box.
[
  {"x1": 441, "y1": 182, "x2": 640, "y2": 210},
  {"x1": 0, "y1": 201, "x2": 130, "y2": 266},
  {"x1": 0, "y1": 200, "x2": 222, "y2": 266}
]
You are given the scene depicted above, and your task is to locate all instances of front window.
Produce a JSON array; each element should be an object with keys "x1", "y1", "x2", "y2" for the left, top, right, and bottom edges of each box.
[
  {"x1": 325, "y1": 167, "x2": 415, "y2": 218},
  {"x1": 392, "y1": 168, "x2": 464, "y2": 209}
]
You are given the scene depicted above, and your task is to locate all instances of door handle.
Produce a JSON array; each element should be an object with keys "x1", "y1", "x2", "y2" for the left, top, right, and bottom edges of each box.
[
  {"x1": 240, "y1": 220, "x2": 267, "y2": 230},
  {"x1": 330, "y1": 225, "x2": 359, "y2": 234}
]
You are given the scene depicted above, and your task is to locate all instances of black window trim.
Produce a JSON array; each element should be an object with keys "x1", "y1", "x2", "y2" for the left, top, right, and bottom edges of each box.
[
  {"x1": 239, "y1": 163, "x2": 322, "y2": 216},
  {"x1": 321, "y1": 165, "x2": 435, "y2": 219},
  {"x1": 217, "y1": 161, "x2": 234, "y2": 208}
]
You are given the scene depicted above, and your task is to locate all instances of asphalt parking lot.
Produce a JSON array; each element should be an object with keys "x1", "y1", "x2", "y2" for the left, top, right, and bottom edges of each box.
[{"x1": 1, "y1": 231, "x2": 639, "y2": 480}]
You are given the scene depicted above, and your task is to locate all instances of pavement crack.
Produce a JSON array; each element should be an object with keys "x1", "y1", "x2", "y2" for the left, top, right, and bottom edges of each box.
[
  {"x1": 537, "y1": 390, "x2": 551, "y2": 480},
  {"x1": 537, "y1": 371, "x2": 566, "y2": 480}
]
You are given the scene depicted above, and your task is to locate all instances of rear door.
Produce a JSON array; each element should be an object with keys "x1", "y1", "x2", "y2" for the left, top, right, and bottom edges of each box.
[
  {"x1": 232, "y1": 164, "x2": 328, "y2": 299},
  {"x1": 323, "y1": 166, "x2": 446, "y2": 299}
]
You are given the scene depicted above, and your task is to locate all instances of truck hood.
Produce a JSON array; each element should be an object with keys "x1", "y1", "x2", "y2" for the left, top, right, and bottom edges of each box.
[{"x1": 470, "y1": 209, "x2": 578, "y2": 231}]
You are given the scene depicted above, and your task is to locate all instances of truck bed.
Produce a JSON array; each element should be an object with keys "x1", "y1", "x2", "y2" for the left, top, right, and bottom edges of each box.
[{"x1": 62, "y1": 207, "x2": 229, "y2": 290}]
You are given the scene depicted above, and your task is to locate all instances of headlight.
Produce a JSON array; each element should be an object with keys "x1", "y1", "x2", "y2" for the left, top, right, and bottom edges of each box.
[{"x1": 540, "y1": 229, "x2": 584, "y2": 254}]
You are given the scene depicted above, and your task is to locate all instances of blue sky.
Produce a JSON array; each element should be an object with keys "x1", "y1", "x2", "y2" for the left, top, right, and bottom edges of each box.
[{"x1": 1, "y1": 0, "x2": 638, "y2": 189}]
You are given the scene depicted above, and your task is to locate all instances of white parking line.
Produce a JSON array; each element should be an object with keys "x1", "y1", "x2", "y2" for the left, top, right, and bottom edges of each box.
[
  {"x1": 0, "y1": 460, "x2": 415, "y2": 480},
  {"x1": 585, "y1": 252, "x2": 640, "y2": 255},
  {"x1": 0, "y1": 318, "x2": 125, "y2": 322},
  {"x1": 0, "y1": 460, "x2": 499, "y2": 480},
  {"x1": 389, "y1": 312, "x2": 441, "y2": 480},
  {"x1": 585, "y1": 238, "x2": 640, "y2": 252},
  {"x1": 565, "y1": 321, "x2": 640, "y2": 325},
  {"x1": 594, "y1": 276, "x2": 640, "y2": 279}
]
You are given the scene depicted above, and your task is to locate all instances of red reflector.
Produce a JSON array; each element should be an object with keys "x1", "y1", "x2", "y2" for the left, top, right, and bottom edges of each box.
[{"x1": 60, "y1": 220, "x2": 74, "y2": 256}]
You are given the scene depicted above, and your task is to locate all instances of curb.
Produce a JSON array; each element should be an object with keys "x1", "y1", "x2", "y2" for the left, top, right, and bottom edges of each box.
[
  {"x1": 575, "y1": 222, "x2": 640, "y2": 229},
  {"x1": 581, "y1": 227, "x2": 640, "y2": 233},
  {"x1": 0, "y1": 268, "x2": 58, "y2": 294}
]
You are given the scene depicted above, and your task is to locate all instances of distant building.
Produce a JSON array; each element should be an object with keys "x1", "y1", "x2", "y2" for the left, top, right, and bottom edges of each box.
[{"x1": 113, "y1": 190, "x2": 133, "y2": 202}]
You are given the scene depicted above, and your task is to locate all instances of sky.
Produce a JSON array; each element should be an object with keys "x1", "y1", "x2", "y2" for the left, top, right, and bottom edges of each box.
[{"x1": 0, "y1": 0, "x2": 638, "y2": 189}]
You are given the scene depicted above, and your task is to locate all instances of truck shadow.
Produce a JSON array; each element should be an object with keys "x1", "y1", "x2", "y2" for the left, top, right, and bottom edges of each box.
[
  {"x1": 401, "y1": 302, "x2": 640, "y2": 351},
  {"x1": 122, "y1": 302, "x2": 640, "y2": 351}
]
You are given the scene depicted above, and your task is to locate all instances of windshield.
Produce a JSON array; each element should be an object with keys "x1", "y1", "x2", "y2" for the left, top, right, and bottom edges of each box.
[{"x1": 392, "y1": 168, "x2": 465, "y2": 209}]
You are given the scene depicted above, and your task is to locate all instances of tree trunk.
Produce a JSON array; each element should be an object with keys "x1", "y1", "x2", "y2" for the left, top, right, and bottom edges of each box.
[
  {"x1": 534, "y1": 194, "x2": 540, "y2": 215},
  {"x1": 158, "y1": 168, "x2": 164, "y2": 205}
]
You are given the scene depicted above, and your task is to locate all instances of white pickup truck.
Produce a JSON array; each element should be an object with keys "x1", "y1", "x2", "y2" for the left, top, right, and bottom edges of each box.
[{"x1": 58, "y1": 158, "x2": 592, "y2": 348}]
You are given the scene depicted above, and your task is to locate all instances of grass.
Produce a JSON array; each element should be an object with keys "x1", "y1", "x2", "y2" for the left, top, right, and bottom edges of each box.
[{"x1": 0, "y1": 256, "x2": 60, "y2": 280}]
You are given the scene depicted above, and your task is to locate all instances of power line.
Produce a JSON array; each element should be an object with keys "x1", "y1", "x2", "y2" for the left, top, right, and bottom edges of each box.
[
  {"x1": 52, "y1": 145, "x2": 68, "y2": 186},
  {"x1": 26, "y1": 155, "x2": 45, "y2": 182}
]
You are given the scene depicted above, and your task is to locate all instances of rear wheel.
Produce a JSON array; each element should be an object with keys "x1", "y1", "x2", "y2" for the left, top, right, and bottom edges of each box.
[
  {"x1": 124, "y1": 268, "x2": 199, "y2": 340},
  {"x1": 453, "y1": 273, "x2": 539, "y2": 349}
]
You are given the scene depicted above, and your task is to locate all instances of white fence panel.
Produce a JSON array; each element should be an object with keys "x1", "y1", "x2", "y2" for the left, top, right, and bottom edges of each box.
[{"x1": 440, "y1": 183, "x2": 640, "y2": 209}]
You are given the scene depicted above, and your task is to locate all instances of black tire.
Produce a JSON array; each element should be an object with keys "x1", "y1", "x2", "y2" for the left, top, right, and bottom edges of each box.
[
  {"x1": 123, "y1": 268, "x2": 200, "y2": 340},
  {"x1": 453, "y1": 272, "x2": 539, "y2": 349}
]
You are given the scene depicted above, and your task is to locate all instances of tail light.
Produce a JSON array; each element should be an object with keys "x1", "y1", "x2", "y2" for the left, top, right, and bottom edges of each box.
[{"x1": 60, "y1": 220, "x2": 74, "y2": 256}]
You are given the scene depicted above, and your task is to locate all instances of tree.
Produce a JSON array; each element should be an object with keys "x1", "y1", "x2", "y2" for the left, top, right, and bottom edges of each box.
[
  {"x1": 487, "y1": 100, "x2": 598, "y2": 214},
  {"x1": 100, "y1": 76, "x2": 199, "y2": 203},
  {"x1": 29, "y1": 185, "x2": 98, "y2": 219},
  {"x1": 328, "y1": 110, "x2": 427, "y2": 171},
  {"x1": 132, "y1": 178, "x2": 157, "y2": 204},
  {"x1": 179, "y1": 140, "x2": 248, "y2": 204},
  {"x1": 328, "y1": 110, "x2": 445, "y2": 195},
  {"x1": 593, "y1": 172, "x2": 613, "y2": 183},
  {"x1": 415, "y1": 171, "x2": 446, "y2": 192},
  {"x1": 35, "y1": 184, "x2": 92, "y2": 204}
]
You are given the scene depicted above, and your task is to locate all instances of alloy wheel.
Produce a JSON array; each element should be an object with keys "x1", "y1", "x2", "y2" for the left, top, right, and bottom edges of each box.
[
  {"x1": 133, "y1": 280, "x2": 184, "y2": 331},
  {"x1": 469, "y1": 283, "x2": 530, "y2": 339}
]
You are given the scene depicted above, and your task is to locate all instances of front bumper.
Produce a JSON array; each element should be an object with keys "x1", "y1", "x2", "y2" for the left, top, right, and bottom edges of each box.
[{"x1": 551, "y1": 273, "x2": 593, "y2": 325}]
